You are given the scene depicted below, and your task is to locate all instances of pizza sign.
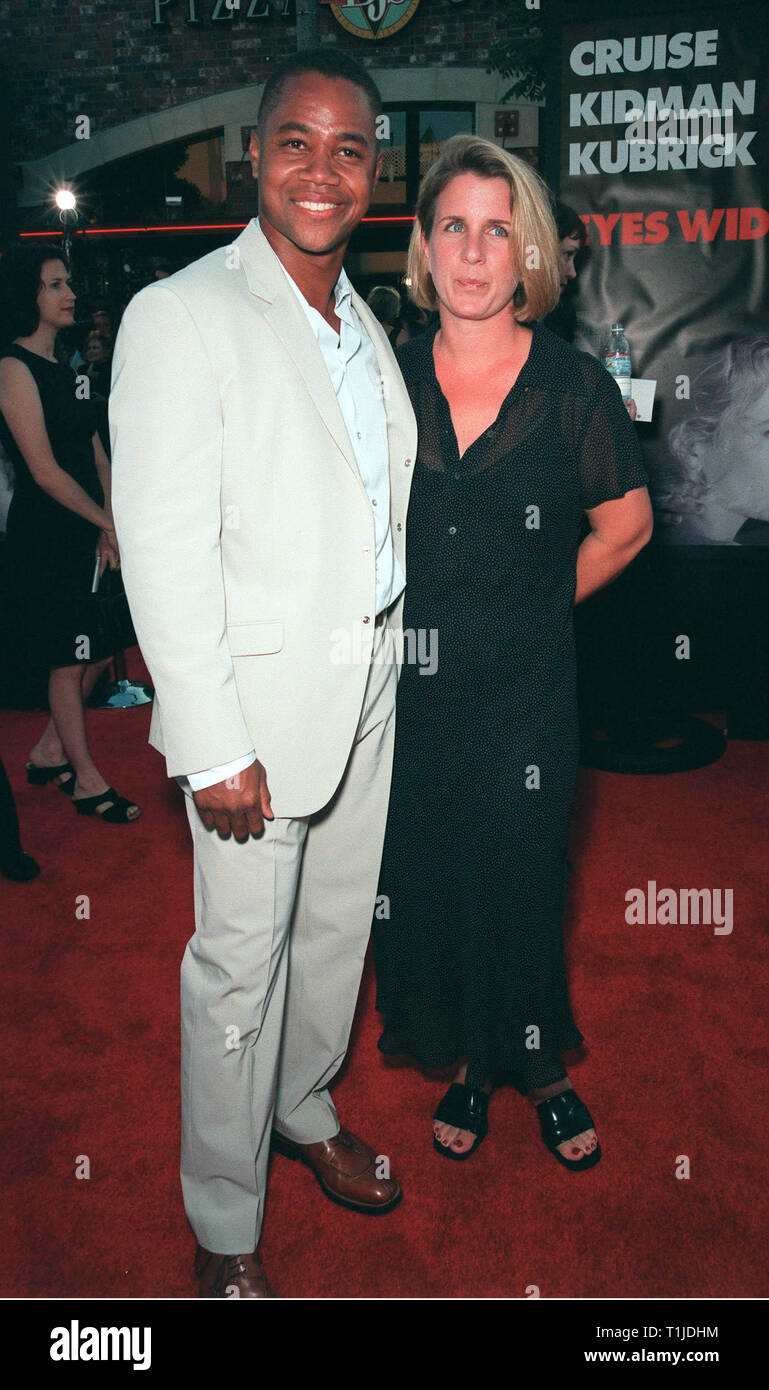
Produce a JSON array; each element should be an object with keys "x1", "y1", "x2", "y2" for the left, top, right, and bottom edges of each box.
[{"x1": 325, "y1": 0, "x2": 421, "y2": 41}]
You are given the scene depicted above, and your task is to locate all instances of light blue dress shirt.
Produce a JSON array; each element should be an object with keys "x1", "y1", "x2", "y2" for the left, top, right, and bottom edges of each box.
[{"x1": 187, "y1": 247, "x2": 404, "y2": 791}]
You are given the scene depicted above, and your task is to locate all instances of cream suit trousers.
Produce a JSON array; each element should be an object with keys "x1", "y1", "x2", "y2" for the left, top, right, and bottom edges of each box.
[{"x1": 176, "y1": 619, "x2": 397, "y2": 1254}]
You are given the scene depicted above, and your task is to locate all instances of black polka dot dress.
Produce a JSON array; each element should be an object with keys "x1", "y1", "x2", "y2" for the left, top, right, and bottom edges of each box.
[{"x1": 373, "y1": 319, "x2": 648, "y2": 1091}]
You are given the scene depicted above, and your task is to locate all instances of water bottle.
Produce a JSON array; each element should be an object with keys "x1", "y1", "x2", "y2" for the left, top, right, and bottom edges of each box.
[{"x1": 602, "y1": 322, "x2": 632, "y2": 402}]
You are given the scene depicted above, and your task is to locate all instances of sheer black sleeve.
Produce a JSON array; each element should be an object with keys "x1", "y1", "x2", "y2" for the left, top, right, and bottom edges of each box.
[{"x1": 577, "y1": 365, "x2": 649, "y2": 511}]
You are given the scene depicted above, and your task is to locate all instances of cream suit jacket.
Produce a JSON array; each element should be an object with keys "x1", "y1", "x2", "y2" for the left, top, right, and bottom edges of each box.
[{"x1": 109, "y1": 218, "x2": 417, "y2": 818}]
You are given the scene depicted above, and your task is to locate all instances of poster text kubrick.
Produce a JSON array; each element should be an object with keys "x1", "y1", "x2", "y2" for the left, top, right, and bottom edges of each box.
[
  {"x1": 569, "y1": 134, "x2": 755, "y2": 174},
  {"x1": 579, "y1": 208, "x2": 769, "y2": 245}
]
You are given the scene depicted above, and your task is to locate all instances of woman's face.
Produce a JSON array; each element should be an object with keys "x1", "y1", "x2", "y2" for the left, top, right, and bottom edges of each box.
[
  {"x1": 708, "y1": 381, "x2": 769, "y2": 521},
  {"x1": 84, "y1": 332, "x2": 108, "y2": 363},
  {"x1": 421, "y1": 173, "x2": 519, "y2": 323},
  {"x1": 36, "y1": 259, "x2": 76, "y2": 330},
  {"x1": 559, "y1": 234, "x2": 582, "y2": 291}
]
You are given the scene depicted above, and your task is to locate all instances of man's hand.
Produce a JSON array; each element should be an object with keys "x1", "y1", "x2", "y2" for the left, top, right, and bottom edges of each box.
[
  {"x1": 192, "y1": 760, "x2": 274, "y2": 842},
  {"x1": 625, "y1": 397, "x2": 638, "y2": 422}
]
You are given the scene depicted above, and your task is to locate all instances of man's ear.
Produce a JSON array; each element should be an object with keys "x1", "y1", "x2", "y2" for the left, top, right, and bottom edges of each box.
[
  {"x1": 249, "y1": 129, "x2": 260, "y2": 180},
  {"x1": 373, "y1": 149, "x2": 382, "y2": 190}
]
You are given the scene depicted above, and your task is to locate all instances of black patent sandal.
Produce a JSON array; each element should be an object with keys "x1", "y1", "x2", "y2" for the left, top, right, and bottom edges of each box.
[
  {"x1": 433, "y1": 1082, "x2": 489, "y2": 1160},
  {"x1": 535, "y1": 1088, "x2": 602, "y2": 1171},
  {"x1": 73, "y1": 786, "x2": 141, "y2": 823},
  {"x1": 26, "y1": 761, "x2": 76, "y2": 795}
]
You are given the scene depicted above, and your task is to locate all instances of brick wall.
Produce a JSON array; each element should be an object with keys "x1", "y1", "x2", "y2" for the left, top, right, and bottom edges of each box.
[{"x1": 6, "y1": 1, "x2": 503, "y2": 162}]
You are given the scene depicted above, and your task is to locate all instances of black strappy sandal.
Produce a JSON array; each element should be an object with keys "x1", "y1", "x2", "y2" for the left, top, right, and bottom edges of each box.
[
  {"x1": 73, "y1": 786, "x2": 141, "y2": 823},
  {"x1": 535, "y1": 1089, "x2": 601, "y2": 1171},
  {"x1": 433, "y1": 1082, "x2": 489, "y2": 1160},
  {"x1": 26, "y1": 761, "x2": 76, "y2": 795}
]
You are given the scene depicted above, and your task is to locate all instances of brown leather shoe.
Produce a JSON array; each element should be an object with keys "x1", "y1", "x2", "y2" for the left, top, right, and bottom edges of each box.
[
  {"x1": 276, "y1": 1126, "x2": 401, "y2": 1213},
  {"x1": 194, "y1": 1244, "x2": 274, "y2": 1298}
]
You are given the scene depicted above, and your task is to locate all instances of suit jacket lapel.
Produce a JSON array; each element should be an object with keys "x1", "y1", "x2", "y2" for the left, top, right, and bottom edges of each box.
[
  {"x1": 352, "y1": 290, "x2": 416, "y2": 452},
  {"x1": 233, "y1": 219, "x2": 416, "y2": 488},
  {"x1": 234, "y1": 219, "x2": 359, "y2": 480}
]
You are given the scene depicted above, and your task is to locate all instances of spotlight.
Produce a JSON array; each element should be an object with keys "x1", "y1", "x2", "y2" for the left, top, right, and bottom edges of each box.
[{"x1": 55, "y1": 188, "x2": 77, "y2": 213}]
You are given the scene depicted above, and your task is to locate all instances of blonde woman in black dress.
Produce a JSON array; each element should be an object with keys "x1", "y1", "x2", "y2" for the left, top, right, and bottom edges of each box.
[
  {"x1": 0, "y1": 244, "x2": 140, "y2": 822},
  {"x1": 374, "y1": 137, "x2": 652, "y2": 1167}
]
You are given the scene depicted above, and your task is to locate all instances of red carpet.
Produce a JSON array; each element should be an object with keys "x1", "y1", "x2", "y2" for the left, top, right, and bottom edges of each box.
[{"x1": 2, "y1": 651, "x2": 768, "y2": 1298}]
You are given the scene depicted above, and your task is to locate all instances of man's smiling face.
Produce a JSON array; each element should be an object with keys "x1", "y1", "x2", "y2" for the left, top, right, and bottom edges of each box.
[{"x1": 250, "y1": 71, "x2": 381, "y2": 258}]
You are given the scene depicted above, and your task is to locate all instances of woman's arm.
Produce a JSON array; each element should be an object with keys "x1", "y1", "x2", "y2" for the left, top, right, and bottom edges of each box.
[
  {"x1": 92, "y1": 430, "x2": 113, "y2": 521},
  {"x1": 574, "y1": 486, "x2": 653, "y2": 605},
  {"x1": 0, "y1": 357, "x2": 112, "y2": 531},
  {"x1": 91, "y1": 429, "x2": 120, "y2": 574}
]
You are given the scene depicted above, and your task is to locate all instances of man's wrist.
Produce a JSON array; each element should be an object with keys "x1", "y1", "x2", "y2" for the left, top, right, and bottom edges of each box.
[{"x1": 187, "y1": 751, "x2": 257, "y2": 792}]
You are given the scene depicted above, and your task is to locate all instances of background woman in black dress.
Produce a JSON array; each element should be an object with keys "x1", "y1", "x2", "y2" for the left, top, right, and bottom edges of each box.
[
  {"x1": 0, "y1": 243, "x2": 140, "y2": 822},
  {"x1": 374, "y1": 137, "x2": 652, "y2": 1167}
]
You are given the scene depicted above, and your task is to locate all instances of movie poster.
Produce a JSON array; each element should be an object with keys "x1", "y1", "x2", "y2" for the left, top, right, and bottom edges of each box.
[{"x1": 557, "y1": 3, "x2": 769, "y2": 545}]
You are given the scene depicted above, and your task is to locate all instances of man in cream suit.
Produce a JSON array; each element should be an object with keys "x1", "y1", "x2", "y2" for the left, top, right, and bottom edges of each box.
[{"x1": 109, "y1": 49, "x2": 417, "y2": 1298}]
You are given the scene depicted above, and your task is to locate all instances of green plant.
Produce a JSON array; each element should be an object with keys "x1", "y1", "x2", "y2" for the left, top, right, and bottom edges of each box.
[{"x1": 488, "y1": 1, "x2": 546, "y2": 103}]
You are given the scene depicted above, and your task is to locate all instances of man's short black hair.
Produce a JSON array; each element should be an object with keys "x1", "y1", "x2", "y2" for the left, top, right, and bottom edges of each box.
[
  {"x1": 554, "y1": 201, "x2": 587, "y2": 246},
  {"x1": 256, "y1": 46, "x2": 383, "y2": 139}
]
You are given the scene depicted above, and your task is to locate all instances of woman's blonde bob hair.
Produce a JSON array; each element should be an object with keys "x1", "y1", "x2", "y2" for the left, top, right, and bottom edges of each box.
[{"x1": 406, "y1": 134, "x2": 561, "y2": 323}]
